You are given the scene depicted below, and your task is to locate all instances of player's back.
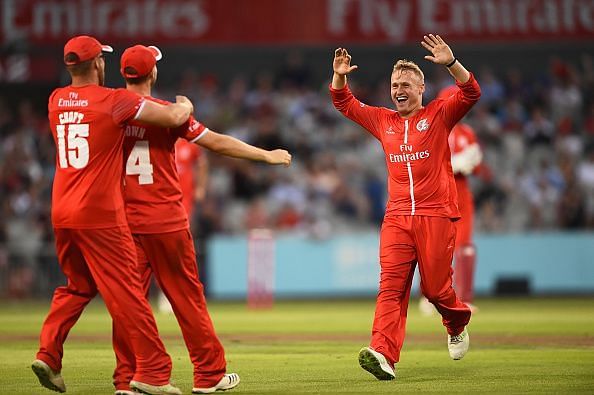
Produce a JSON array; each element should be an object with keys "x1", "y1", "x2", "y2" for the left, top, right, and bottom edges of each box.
[
  {"x1": 48, "y1": 84, "x2": 143, "y2": 228},
  {"x1": 123, "y1": 96, "x2": 206, "y2": 234}
]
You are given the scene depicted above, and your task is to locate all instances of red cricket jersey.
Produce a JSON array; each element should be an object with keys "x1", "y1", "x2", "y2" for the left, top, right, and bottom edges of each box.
[
  {"x1": 123, "y1": 96, "x2": 208, "y2": 234},
  {"x1": 48, "y1": 85, "x2": 144, "y2": 228},
  {"x1": 330, "y1": 74, "x2": 481, "y2": 219},
  {"x1": 175, "y1": 139, "x2": 202, "y2": 217}
]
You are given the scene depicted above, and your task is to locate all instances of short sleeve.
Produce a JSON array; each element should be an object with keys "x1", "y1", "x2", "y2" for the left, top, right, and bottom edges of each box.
[
  {"x1": 112, "y1": 88, "x2": 144, "y2": 126},
  {"x1": 173, "y1": 115, "x2": 209, "y2": 143}
]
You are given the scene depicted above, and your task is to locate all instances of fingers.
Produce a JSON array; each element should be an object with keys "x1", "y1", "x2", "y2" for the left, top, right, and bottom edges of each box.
[
  {"x1": 269, "y1": 150, "x2": 292, "y2": 166},
  {"x1": 427, "y1": 34, "x2": 440, "y2": 46},
  {"x1": 424, "y1": 55, "x2": 436, "y2": 63},
  {"x1": 333, "y1": 47, "x2": 351, "y2": 59},
  {"x1": 278, "y1": 151, "x2": 291, "y2": 166},
  {"x1": 176, "y1": 95, "x2": 194, "y2": 111},
  {"x1": 422, "y1": 34, "x2": 442, "y2": 49},
  {"x1": 420, "y1": 40, "x2": 433, "y2": 52},
  {"x1": 436, "y1": 34, "x2": 445, "y2": 45}
]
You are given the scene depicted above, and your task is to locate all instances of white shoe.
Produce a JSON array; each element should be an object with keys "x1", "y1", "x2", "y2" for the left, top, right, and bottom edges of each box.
[
  {"x1": 115, "y1": 391, "x2": 140, "y2": 395},
  {"x1": 448, "y1": 328, "x2": 470, "y2": 360},
  {"x1": 358, "y1": 347, "x2": 395, "y2": 380},
  {"x1": 31, "y1": 359, "x2": 66, "y2": 393},
  {"x1": 192, "y1": 373, "x2": 241, "y2": 393},
  {"x1": 130, "y1": 380, "x2": 182, "y2": 395},
  {"x1": 418, "y1": 296, "x2": 436, "y2": 316}
]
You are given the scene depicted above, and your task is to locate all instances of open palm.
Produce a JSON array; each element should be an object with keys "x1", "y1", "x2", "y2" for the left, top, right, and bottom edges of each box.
[
  {"x1": 421, "y1": 34, "x2": 455, "y2": 65},
  {"x1": 333, "y1": 48, "x2": 358, "y2": 76}
]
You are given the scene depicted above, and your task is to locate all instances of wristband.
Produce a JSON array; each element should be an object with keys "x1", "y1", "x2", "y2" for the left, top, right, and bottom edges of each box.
[{"x1": 446, "y1": 58, "x2": 457, "y2": 68}]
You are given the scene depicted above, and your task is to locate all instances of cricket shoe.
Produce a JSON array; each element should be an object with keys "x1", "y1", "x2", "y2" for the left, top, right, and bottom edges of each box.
[
  {"x1": 448, "y1": 328, "x2": 470, "y2": 360},
  {"x1": 31, "y1": 359, "x2": 66, "y2": 393},
  {"x1": 192, "y1": 373, "x2": 240, "y2": 394},
  {"x1": 358, "y1": 347, "x2": 395, "y2": 380},
  {"x1": 130, "y1": 380, "x2": 182, "y2": 395}
]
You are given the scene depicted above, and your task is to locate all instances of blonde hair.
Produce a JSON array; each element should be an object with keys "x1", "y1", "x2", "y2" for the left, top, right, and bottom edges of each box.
[{"x1": 393, "y1": 59, "x2": 424, "y2": 83}]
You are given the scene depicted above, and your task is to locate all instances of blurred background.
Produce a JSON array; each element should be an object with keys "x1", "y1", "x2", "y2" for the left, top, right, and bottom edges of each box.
[{"x1": 1, "y1": 0, "x2": 593, "y2": 301}]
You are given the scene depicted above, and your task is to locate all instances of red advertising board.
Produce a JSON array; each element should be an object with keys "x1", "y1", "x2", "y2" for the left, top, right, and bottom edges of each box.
[{"x1": 1, "y1": 0, "x2": 593, "y2": 45}]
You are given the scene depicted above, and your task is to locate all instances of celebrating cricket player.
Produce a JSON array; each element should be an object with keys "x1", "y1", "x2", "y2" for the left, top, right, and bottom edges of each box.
[{"x1": 330, "y1": 34, "x2": 481, "y2": 380}]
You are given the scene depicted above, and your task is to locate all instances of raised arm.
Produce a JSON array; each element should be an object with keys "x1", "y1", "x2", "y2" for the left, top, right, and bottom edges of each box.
[
  {"x1": 197, "y1": 130, "x2": 291, "y2": 166},
  {"x1": 136, "y1": 95, "x2": 193, "y2": 128},
  {"x1": 422, "y1": 34, "x2": 480, "y2": 127},
  {"x1": 331, "y1": 48, "x2": 358, "y2": 89},
  {"x1": 421, "y1": 34, "x2": 470, "y2": 83},
  {"x1": 329, "y1": 48, "x2": 385, "y2": 140}
]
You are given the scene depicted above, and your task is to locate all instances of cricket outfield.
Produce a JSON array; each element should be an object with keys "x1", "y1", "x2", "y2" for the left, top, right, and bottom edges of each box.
[{"x1": 1, "y1": 297, "x2": 593, "y2": 394}]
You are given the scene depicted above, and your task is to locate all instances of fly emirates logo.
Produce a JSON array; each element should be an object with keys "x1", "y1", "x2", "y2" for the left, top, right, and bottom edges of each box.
[{"x1": 388, "y1": 144, "x2": 430, "y2": 163}]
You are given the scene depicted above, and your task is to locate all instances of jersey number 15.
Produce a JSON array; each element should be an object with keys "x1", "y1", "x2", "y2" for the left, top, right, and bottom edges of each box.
[{"x1": 56, "y1": 124, "x2": 89, "y2": 169}]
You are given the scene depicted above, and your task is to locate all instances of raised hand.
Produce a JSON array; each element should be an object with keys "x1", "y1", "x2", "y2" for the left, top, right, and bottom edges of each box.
[
  {"x1": 333, "y1": 48, "x2": 358, "y2": 76},
  {"x1": 421, "y1": 34, "x2": 455, "y2": 66},
  {"x1": 265, "y1": 149, "x2": 292, "y2": 166}
]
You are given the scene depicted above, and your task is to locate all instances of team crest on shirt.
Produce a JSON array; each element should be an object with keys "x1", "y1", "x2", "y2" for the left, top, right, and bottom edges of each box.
[
  {"x1": 416, "y1": 118, "x2": 430, "y2": 132},
  {"x1": 385, "y1": 126, "x2": 395, "y2": 135}
]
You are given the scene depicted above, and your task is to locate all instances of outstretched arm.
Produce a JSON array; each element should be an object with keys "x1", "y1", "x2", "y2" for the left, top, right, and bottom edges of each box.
[
  {"x1": 331, "y1": 48, "x2": 359, "y2": 90},
  {"x1": 197, "y1": 130, "x2": 291, "y2": 166},
  {"x1": 421, "y1": 34, "x2": 470, "y2": 83}
]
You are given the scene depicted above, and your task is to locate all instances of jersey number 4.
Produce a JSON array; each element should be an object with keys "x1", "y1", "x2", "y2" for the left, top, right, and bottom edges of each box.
[
  {"x1": 56, "y1": 124, "x2": 89, "y2": 169},
  {"x1": 126, "y1": 141, "x2": 154, "y2": 185}
]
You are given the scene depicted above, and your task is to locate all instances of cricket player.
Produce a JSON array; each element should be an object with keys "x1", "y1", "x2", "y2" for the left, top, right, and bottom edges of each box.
[
  {"x1": 420, "y1": 87, "x2": 483, "y2": 315},
  {"x1": 448, "y1": 119, "x2": 482, "y2": 309},
  {"x1": 112, "y1": 44, "x2": 291, "y2": 394},
  {"x1": 33, "y1": 35, "x2": 191, "y2": 395},
  {"x1": 330, "y1": 34, "x2": 481, "y2": 380}
]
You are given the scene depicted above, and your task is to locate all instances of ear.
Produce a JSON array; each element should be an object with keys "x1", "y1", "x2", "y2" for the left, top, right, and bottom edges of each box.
[
  {"x1": 420, "y1": 83, "x2": 426, "y2": 95},
  {"x1": 93, "y1": 56, "x2": 103, "y2": 71}
]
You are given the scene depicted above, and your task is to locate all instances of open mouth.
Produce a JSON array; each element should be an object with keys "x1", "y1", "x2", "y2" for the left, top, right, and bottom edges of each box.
[{"x1": 396, "y1": 95, "x2": 408, "y2": 103}]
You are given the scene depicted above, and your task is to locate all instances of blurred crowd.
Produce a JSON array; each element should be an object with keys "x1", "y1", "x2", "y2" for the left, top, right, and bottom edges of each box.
[
  {"x1": 164, "y1": 53, "x2": 594, "y2": 235},
  {"x1": 1, "y1": 52, "x2": 594, "y2": 295}
]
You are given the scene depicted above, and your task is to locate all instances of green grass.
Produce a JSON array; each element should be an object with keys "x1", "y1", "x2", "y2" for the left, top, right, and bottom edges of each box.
[{"x1": 1, "y1": 297, "x2": 593, "y2": 393}]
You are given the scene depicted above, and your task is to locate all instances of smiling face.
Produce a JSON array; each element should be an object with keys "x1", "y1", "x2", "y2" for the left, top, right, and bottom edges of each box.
[{"x1": 390, "y1": 65, "x2": 425, "y2": 118}]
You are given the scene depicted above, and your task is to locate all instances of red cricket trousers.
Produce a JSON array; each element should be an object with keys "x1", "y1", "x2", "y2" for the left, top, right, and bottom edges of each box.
[
  {"x1": 37, "y1": 226, "x2": 172, "y2": 385},
  {"x1": 112, "y1": 229, "x2": 226, "y2": 390},
  {"x1": 371, "y1": 215, "x2": 471, "y2": 365}
]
